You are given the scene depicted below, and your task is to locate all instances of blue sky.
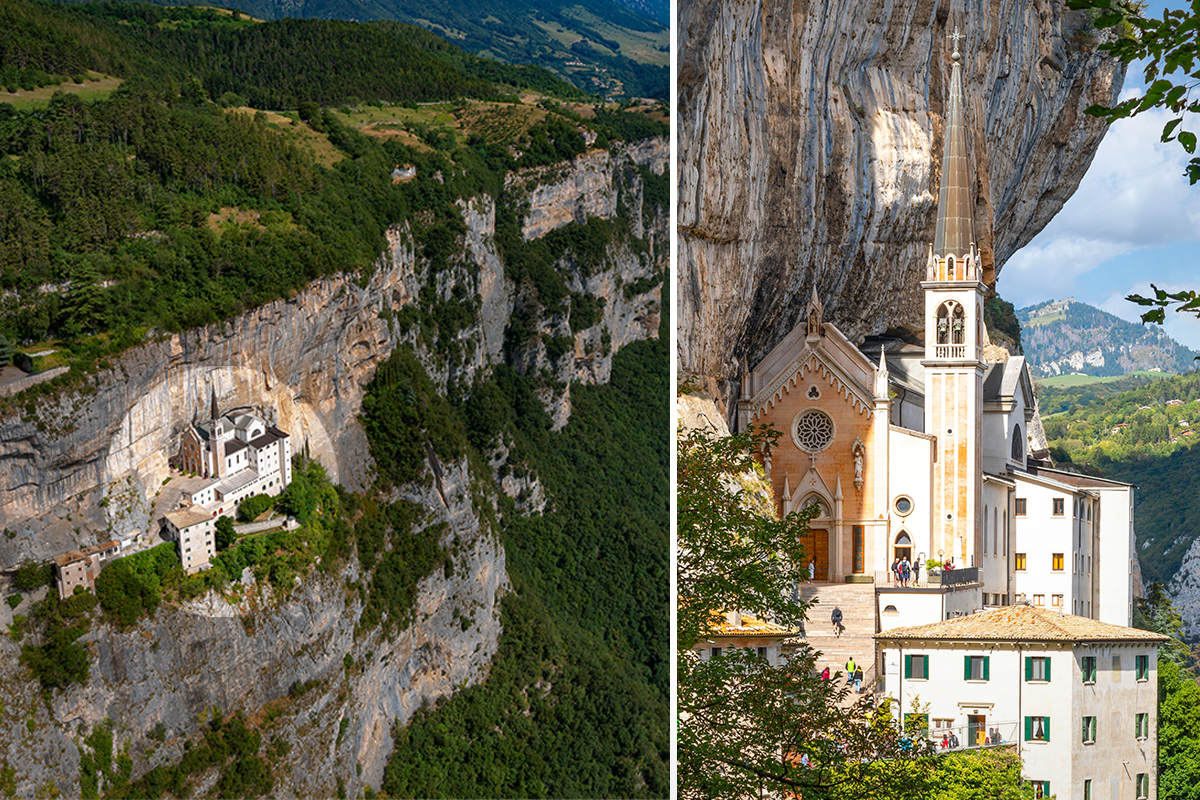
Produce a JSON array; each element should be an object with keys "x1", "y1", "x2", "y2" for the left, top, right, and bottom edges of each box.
[{"x1": 996, "y1": 0, "x2": 1200, "y2": 349}]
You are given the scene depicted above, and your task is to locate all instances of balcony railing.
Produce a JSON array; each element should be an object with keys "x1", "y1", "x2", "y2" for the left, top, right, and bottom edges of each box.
[
  {"x1": 940, "y1": 566, "x2": 980, "y2": 587},
  {"x1": 934, "y1": 345, "x2": 966, "y2": 359},
  {"x1": 901, "y1": 719, "x2": 1020, "y2": 751}
]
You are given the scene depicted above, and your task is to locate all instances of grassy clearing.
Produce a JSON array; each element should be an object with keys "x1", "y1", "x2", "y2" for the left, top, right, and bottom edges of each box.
[
  {"x1": 233, "y1": 108, "x2": 343, "y2": 168},
  {"x1": 1035, "y1": 370, "x2": 1170, "y2": 388},
  {"x1": 0, "y1": 73, "x2": 122, "y2": 110},
  {"x1": 1023, "y1": 310, "x2": 1067, "y2": 327},
  {"x1": 332, "y1": 98, "x2": 572, "y2": 149},
  {"x1": 560, "y1": 6, "x2": 670, "y2": 66}
]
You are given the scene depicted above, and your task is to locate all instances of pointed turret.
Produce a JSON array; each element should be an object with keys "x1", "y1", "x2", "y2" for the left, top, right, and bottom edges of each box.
[
  {"x1": 210, "y1": 387, "x2": 219, "y2": 422},
  {"x1": 933, "y1": 29, "x2": 974, "y2": 263}
]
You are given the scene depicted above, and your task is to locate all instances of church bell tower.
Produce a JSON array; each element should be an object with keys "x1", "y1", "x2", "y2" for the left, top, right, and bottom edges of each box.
[{"x1": 922, "y1": 30, "x2": 985, "y2": 568}]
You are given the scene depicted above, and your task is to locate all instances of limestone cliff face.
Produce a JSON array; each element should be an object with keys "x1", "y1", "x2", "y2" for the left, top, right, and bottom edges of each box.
[
  {"x1": 0, "y1": 137, "x2": 667, "y2": 563},
  {"x1": 678, "y1": 0, "x2": 1123, "y2": 400},
  {"x1": 0, "y1": 458, "x2": 504, "y2": 799},
  {"x1": 0, "y1": 138, "x2": 666, "y2": 796}
]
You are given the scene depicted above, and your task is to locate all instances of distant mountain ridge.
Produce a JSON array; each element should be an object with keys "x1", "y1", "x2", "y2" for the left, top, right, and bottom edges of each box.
[{"x1": 1018, "y1": 298, "x2": 1199, "y2": 378}]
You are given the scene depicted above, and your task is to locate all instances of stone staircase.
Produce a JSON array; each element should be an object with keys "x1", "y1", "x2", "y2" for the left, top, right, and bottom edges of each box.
[{"x1": 795, "y1": 582, "x2": 879, "y2": 695}]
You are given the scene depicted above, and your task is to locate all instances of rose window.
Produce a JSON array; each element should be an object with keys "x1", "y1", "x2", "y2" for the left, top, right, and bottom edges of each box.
[{"x1": 794, "y1": 410, "x2": 835, "y2": 453}]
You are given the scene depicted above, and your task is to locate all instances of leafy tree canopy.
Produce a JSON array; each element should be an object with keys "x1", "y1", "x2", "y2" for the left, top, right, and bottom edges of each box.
[{"x1": 678, "y1": 424, "x2": 937, "y2": 799}]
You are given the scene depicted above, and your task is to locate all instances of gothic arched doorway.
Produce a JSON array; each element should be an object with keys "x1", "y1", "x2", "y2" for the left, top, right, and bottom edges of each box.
[
  {"x1": 796, "y1": 494, "x2": 830, "y2": 580},
  {"x1": 894, "y1": 531, "x2": 913, "y2": 564}
]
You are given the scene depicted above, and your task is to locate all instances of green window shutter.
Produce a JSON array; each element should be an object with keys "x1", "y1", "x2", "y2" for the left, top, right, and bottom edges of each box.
[
  {"x1": 1045, "y1": 658, "x2": 1051, "y2": 682},
  {"x1": 1025, "y1": 717, "x2": 1032, "y2": 741},
  {"x1": 1082, "y1": 717, "x2": 1087, "y2": 741},
  {"x1": 983, "y1": 656, "x2": 990, "y2": 681},
  {"x1": 965, "y1": 656, "x2": 972, "y2": 680},
  {"x1": 1044, "y1": 782, "x2": 1050, "y2": 797},
  {"x1": 1025, "y1": 657, "x2": 1032, "y2": 681},
  {"x1": 905, "y1": 654, "x2": 912, "y2": 679},
  {"x1": 1045, "y1": 717, "x2": 1050, "y2": 742}
]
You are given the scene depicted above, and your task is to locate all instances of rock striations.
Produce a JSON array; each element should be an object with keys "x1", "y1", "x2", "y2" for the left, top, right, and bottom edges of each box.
[
  {"x1": 0, "y1": 137, "x2": 666, "y2": 796},
  {"x1": 678, "y1": 0, "x2": 1123, "y2": 411}
]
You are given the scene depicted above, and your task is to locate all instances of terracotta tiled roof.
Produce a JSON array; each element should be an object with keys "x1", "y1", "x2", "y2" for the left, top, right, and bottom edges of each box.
[
  {"x1": 711, "y1": 612, "x2": 797, "y2": 638},
  {"x1": 875, "y1": 605, "x2": 1169, "y2": 644}
]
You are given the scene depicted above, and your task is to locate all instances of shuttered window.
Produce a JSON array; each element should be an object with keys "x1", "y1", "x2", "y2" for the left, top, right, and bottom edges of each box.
[
  {"x1": 1025, "y1": 656, "x2": 1050, "y2": 682},
  {"x1": 964, "y1": 655, "x2": 989, "y2": 681},
  {"x1": 905, "y1": 654, "x2": 928, "y2": 680},
  {"x1": 1025, "y1": 716, "x2": 1050, "y2": 742}
]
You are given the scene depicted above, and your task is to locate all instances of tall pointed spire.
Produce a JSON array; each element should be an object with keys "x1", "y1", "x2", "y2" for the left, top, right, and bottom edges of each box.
[
  {"x1": 933, "y1": 27, "x2": 974, "y2": 260},
  {"x1": 210, "y1": 387, "x2": 219, "y2": 422}
]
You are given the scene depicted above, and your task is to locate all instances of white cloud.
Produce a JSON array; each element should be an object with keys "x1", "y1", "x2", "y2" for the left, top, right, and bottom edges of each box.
[{"x1": 999, "y1": 106, "x2": 1200, "y2": 310}]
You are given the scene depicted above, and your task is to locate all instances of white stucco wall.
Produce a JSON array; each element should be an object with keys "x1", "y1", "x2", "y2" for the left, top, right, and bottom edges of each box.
[
  {"x1": 1094, "y1": 487, "x2": 1135, "y2": 627},
  {"x1": 879, "y1": 639, "x2": 1159, "y2": 799},
  {"x1": 887, "y1": 426, "x2": 934, "y2": 574},
  {"x1": 1012, "y1": 474, "x2": 1086, "y2": 614}
]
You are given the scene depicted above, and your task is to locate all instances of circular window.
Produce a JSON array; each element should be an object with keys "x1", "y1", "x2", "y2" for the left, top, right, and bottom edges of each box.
[
  {"x1": 895, "y1": 496, "x2": 913, "y2": 516},
  {"x1": 792, "y1": 409, "x2": 835, "y2": 453}
]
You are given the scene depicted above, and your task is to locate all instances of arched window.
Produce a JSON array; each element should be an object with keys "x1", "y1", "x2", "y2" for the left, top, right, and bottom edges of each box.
[
  {"x1": 800, "y1": 494, "x2": 827, "y2": 517},
  {"x1": 947, "y1": 255, "x2": 956, "y2": 280},
  {"x1": 936, "y1": 303, "x2": 952, "y2": 344},
  {"x1": 952, "y1": 304, "x2": 966, "y2": 344},
  {"x1": 1011, "y1": 425, "x2": 1024, "y2": 461},
  {"x1": 894, "y1": 531, "x2": 912, "y2": 546}
]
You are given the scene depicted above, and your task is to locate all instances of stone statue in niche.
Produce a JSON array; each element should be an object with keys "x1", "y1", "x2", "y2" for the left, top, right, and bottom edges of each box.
[
  {"x1": 805, "y1": 286, "x2": 823, "y2": 338},
  {"x1": 852, "y1": 437, "x2": 866, "y2": 491}
]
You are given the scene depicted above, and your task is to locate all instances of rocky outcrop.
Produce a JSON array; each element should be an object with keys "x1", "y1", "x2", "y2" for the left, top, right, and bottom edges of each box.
[
  {"x1": 0, "y1": 138, "x2": 667, "y2": 563},
  {"x1": 0, "y1": 457, "x2": 505, "y2": 798},
  {"x1": 678, "y1": 0, "x2": 1123, "y2": 406},
  {"x1": 0, "y1": 142, "x2": 666, "y2": 795}
]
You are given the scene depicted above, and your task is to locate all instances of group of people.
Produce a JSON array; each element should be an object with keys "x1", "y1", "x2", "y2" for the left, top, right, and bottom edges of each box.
[
  {"x1": 938, "y1": 727, "x2": 1005, "y2": 749},
  {"x1": 891, "y1": 556, "x2": 920, "y2": 587},
  {"x1": 817, "y1": 657, "x2": 865, "y2": 693}
]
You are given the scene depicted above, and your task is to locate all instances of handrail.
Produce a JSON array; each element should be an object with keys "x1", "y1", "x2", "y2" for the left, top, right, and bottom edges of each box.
[{"x1": 940, "y1": 566, "x2": 980, "y2": 587}]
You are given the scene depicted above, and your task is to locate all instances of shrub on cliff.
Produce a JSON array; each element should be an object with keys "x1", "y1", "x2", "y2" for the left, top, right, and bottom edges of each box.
[
  {"x1": 237, "y1": 494, "x2": 274, "y2": 523},
  {"x1": 95, "y1": 543, "x2": 177, "y2": 627},
  {"x1": 13, "y1": 560, "x2": 52, "y2": 591}
]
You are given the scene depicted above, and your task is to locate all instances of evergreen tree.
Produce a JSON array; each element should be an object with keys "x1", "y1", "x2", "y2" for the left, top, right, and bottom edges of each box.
[{"x1": 215, "y1": 516, "x2": 236, "y2": 551}]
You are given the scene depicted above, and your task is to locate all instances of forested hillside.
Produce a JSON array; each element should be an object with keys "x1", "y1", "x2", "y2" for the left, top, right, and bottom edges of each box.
[
  {"x1": 0, "y1": 0, "x2": 666, "y2": 396},
  {"x1": 1039, "y1": 371, "x2": 1200, "y2": 585},
  {"x1": 0, "y1": 2, "x2": 668, "y2": 793},
  {"x1": 63, "y1": 0, "x2": 669, "y2": 99},
  {"x1": 379, "y1": 319, "x2": 668, "y2": 797},
  {"x1": 0, "y1": 0, "x2": 585, "y2": 105},
  {"x1": 1018, "y1": 298, "x2": 1199, "y2": 377}
]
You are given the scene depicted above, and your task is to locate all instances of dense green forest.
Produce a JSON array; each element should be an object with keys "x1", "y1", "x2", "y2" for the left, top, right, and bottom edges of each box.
[
  {"x1": 70, "y1": 0, "x2": 670, "y2": 99},
  {"x1": 1038, "y1": 371, "x2": 1200, "y2": 584},
  {"x1": 377, "y1": 318, "x2": 669, "y2": 798},
  {"x1": 0, "y1": 0, "x2": 585, "y2": 104},
  {"x1": 0, "y1": 0, "x2": 666, "y2": 411}
]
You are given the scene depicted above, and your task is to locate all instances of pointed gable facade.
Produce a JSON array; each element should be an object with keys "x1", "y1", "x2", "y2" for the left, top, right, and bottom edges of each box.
[{"x1": 737, "y1": 290, "x2": 890, "y2": 581}]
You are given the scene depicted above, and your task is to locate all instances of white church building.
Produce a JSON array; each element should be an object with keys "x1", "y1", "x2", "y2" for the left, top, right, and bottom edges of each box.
[
  {"x1": 735, "y1": 41, "x2": 1135, "y2": 630},
  {"x1": 730, "y1": 35, "x2": 1151, "y2": 796},
  {"x1": 164, "y1": 390, "x2": 292, "y2": 573}
]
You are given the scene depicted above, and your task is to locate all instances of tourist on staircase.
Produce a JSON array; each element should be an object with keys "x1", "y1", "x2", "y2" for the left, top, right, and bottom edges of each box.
[{"x1": 830, "y1": 605, "x2": 844, "y2": 637}]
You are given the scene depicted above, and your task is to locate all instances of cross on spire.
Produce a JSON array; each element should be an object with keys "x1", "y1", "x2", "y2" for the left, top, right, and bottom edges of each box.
[{"x1": 950, "y1": 26, "x2": 963, "y2": 48}]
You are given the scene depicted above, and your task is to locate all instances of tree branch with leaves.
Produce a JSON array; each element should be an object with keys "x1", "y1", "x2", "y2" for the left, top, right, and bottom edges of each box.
[
  {"x1": 1067, "y1": 0, "x2": 1200, "y2": 324},
  {"x1": 677, "y1": 424, "x2": 938, "y2": 799}
]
